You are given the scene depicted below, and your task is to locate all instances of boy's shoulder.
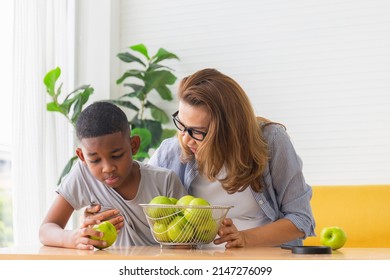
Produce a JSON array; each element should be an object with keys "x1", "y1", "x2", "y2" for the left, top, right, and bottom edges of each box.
[
  {"x1": 138, "y1": 161, "x2": 175, "y2": 177},
  {"x1": 60, "y1": 159, "x2": 95, "y2": 184}
]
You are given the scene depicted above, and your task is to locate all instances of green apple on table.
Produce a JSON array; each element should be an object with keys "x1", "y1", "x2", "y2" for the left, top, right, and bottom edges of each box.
[
  {"x1": 91, "y1": 221, "x2": 118, "y2": 249},
  {"x1": 320, "y1": 226, "x2": 347, "y2": 250}
]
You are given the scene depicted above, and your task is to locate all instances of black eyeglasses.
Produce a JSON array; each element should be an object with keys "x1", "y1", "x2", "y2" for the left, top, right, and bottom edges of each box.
[{"x1": 171, "y1": 111, "x2": 208, "y2": 141}]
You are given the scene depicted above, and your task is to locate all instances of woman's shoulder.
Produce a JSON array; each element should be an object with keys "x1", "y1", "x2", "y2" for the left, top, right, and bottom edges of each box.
[
  {"x1": 260, "y1": 122, "x2": 288, "y2": 143},
  {"x1": 148, "y1": 136, "x2": 181, "y2": 167},
  {"x1": 154, "y1": 136, "x2": 181, "y2": 156},
  {"x1": 159, "y1": 136, "x2": 180, "y2": 149}
]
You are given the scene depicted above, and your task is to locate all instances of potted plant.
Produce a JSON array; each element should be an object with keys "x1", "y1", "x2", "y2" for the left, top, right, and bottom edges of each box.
[{"x1": 110, "y1": 43, "x2": 179, "y2": 159}]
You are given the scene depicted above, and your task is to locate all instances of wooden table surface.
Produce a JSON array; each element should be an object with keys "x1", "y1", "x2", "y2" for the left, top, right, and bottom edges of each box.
[{"x1": 1, "y1": 245, "x2": 389, "y2": 260}]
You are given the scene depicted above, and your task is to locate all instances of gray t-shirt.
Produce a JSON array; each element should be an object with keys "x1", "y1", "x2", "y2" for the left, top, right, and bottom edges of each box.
[{"x1": 56, "y1": 160, "x2": 187, "y2": 246}]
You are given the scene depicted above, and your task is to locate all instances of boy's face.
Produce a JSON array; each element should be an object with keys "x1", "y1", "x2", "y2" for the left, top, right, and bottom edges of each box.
[{"x1": 76, "y1": 131, "x2": 140, "y2": 189}]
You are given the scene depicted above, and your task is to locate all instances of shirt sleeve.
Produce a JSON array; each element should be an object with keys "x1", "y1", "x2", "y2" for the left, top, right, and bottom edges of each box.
[
  {"x1": 165, "y1": 170, "x2": 189, "y2": 199},
  {"x1": 55, "y1": 161, "x2": 92, "y2": 211},
  {"x1": 267, "y1": 125, "x2": 316, "y2": 238}
]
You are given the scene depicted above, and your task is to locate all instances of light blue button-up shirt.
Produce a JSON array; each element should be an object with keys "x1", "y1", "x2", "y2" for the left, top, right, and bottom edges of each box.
[{"x1": 148, "y1": 123, "x2": 316, "y2": 246}]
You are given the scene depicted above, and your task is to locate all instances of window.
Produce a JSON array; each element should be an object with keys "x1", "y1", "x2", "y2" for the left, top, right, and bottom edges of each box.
[{"x1": 0, "y1": 1, "x2": 14, "y2": 247}]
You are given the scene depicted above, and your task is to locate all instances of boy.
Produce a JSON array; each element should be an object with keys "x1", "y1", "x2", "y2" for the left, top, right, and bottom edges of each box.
[{"x1": 39, "y1": 101, "x2": 187, "y2": 250}]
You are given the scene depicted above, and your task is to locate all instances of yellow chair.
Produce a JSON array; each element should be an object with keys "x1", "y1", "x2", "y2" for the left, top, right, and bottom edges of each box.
[{"x1": 304, "y1": 185, "x2": 390, "y2": 247}]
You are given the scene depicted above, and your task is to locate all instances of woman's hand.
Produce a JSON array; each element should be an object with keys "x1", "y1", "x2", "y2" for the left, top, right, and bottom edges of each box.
[
  {"x1": 214, "y1": 218, "x2": 305, "y2": 248},
  {"x1": 213, "y1": 218, "x2": 247, "y2": 248},
  {"x1": 83, "y1": 204, "x2": 124, "y2": 231}
]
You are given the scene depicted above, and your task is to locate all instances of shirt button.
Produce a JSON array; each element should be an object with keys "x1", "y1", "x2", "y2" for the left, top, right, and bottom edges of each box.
[{"x1": 259, "y1": 200, "x2": 264, "y2": 205}]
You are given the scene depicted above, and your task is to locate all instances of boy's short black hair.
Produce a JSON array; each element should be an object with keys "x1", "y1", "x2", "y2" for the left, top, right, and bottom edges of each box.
[{"x1": 76, "y1": 101, "x2": 130, "y2": 140}]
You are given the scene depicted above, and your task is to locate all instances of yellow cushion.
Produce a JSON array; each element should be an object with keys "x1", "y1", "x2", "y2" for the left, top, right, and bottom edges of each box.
[{"x1": 304, "y1": 185, "x2": 390, "y2": 248}]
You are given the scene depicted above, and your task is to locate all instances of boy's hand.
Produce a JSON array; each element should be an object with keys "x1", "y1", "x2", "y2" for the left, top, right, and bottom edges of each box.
[
  {"x1": 83, "y1": 204, "x2": 125, "y2": 231},
  {"x1": 213, "y1": 218, "x2": 247, "y2": 248},
  {"x1": 70, "y1": 226, "x2": 105, "y2": 250}
]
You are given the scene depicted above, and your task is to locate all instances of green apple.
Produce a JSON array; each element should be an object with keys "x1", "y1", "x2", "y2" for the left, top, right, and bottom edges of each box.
[
  {"x1": 147, "y1": 195, "x2": 176, "y2": 224},
  {"x1": 194, "y1": 218, "x2": 218, "y2": 243},
  {"x1": 184, "y1": 197, "x2": 212, "y2": 225},
  {"x1": 153, "y1": 222, "x2": 171, "y2": 242},
  {"x1": 320, "y1": 226, "x2": 347, "y2": 250},
  {"x1": 91, "y1": 221, "x2": 117, "y2": 249},
  {"x1": 167, "y1": 215, "x2": 194, "y2": 243},
  {"x1": 175, "y1": 195, "x2": 195, "y2": 216},
  {"x1": 169, "y1": 197, "x2": 178, "y2": 204},
  {"x1": 176, "y1": 195, "x2": 195, "y2": 206}
]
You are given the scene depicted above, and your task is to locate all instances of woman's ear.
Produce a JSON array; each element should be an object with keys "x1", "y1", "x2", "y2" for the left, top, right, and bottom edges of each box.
[{"x1": 130, "y1": 135, "x2": 141, "y2": 155}]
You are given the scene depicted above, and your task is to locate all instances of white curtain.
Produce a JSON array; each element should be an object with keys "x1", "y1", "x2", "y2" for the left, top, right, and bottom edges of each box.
[{"x1": 12, "y1": 0, "x2": 74, "y2": 246}]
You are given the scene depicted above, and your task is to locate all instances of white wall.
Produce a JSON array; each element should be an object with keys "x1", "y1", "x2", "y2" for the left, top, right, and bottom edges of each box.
[
  {"x1": 79, "y1": 0, "x2": 390, "y2": 186},
  {"x1": 75, "y1": 0, "x2": 120, "y2": 102}
]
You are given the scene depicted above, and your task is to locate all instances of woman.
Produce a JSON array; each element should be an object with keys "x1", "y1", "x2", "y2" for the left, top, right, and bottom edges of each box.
[
  {"x1": 147, "y1": 68, "x2": 315, "y2": 248},
  {"x1": 87, "y1": 68, "x2": 315, "y2": 248}
]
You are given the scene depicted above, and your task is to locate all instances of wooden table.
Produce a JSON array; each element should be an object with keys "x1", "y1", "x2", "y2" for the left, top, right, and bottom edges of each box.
[{"x1": 1, "y1": 245, "x2": 389, "y2": 260}]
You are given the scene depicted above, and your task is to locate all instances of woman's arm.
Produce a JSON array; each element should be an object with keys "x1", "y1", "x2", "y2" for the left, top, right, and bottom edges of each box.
[
  {"x1": 214, "y1": 218, "x2": 304, "y2": 248},
  {"x1": 265, "y1": 124, "x2": 315, "y2": 239},
  {"x1": 39, "y1": 195, "x2": 104, "y2": 250}
]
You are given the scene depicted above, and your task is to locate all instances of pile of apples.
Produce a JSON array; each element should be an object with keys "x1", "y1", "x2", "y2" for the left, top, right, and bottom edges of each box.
[{"x1": 147, "y1": 195, "x2": 219, "y2": 244}]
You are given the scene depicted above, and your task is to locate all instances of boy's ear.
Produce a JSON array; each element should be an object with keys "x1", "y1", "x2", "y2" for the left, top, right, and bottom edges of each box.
[
  {"x1": 76, "y1": 147, "x2": 86, "y2": 163},
  {"x1": 130, "y1": 135, "x2": 141, "y2": 155}
]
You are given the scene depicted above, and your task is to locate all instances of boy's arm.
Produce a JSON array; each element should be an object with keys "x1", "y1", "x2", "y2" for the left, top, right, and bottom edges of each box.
[
  {"x1": 39, "y1": 195, "x2": 104, "y2": 250},
  {"x1": 83, "y1": 204, "x2": 124, "y2": 231}
]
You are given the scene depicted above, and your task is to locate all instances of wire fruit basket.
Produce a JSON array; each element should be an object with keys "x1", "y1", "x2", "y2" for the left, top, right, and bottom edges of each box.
[{"x1": 140, "y1": 204, "x2": 233, "y2": 246}]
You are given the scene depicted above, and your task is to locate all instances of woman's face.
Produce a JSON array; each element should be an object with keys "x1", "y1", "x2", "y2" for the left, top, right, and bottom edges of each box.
[{"x1": 177, "y1": 102, "x2": 210, "y2": 156}]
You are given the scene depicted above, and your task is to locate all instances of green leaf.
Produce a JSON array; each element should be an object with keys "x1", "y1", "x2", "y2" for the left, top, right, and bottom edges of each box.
[
  {"x1": 147, "y1": 63, "x2": 166, "y2": 71},
  {"x1": 144, "y1": 70, "x2": 177, "y2": 94},
  {"x1": 144, "y1": 119, "x2": 163, "y2": 147},
  {"x1": 55, "y1": 83, "x2": 63, "y2": 99},
  {"x1": 109, "y1": 99, "x2": 139, "y2": 112},
  {"x1": 152, "y1": 48, "x2": 179, "y2": 64},
  {"x1": 145, "y1": 101, "x2": 170, "y2": 123},
  {"x1": 130, "y1": 43, "x2": 150, "y2": 60},
  {"x1": 46, "y1": 102, "x2": 63, "y2": 113},
  {"x1": 130, "y1": 117, "x2": 163, "y2": 147},
  {"x1": 117, "y1": 52, "x2": 146, "y2": 67},
  {"x1": 60, "y1": 96, "x2": 78, "y2": 115},
  {"x1": 121, "y1": 83, "x2": 145, "y2": 99},
  {"x1": 66, "y1": 84, "x2": 92, "y2": 98},
  {"x1": 155, "y1": 85, "x2": 173, "y2": 101},
  {"x1": 122, "y1": 83, "x2": 144, "y2": 92},
  {"x1": 44, "y1": 67, "x2": 61, "y2": 96},
  {"x1": 116, "y1": 69, "x2": 144, "y2": 84},
  {"x1": 161, "y1": 128, "x2": 177, "y2": 141},
  {"x1": 132, "y1": 127, "x2": 152, "y2": 153},
  {"x1": 57, "y1": 156, "x2": 78, "y2": 185},
  {"x1": 71, "y1": 87, "x2": 94, "y2": 124},
  {"x1": 61, "y1": 89, "x2": 82, "y2": 114},
  {"x1": 120, "y1": 90, "x2": 144, "y2": 100}
]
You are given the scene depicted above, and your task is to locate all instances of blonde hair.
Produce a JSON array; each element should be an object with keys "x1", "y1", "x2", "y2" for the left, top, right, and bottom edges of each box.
[{"x1": 177, "y1": 68, "x2": 270, "y2": 193}]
